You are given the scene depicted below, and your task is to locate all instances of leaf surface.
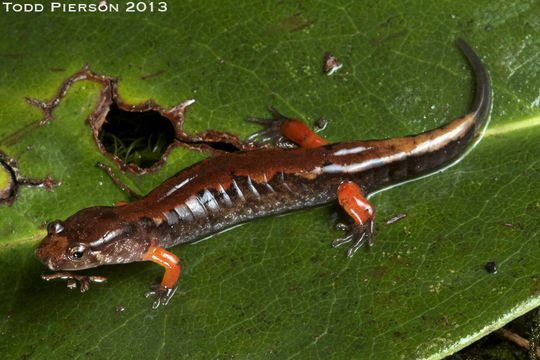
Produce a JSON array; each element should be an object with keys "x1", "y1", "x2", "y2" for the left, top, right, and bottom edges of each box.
[{"x1": 0, "y1": 1, "x2": 538, "y2": 359}]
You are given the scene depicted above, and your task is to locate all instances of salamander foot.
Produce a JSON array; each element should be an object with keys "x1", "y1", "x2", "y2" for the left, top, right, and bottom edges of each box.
[
  {"x1": 332, "y1": 220, "x2": 374, "y2": 258},
  {"x1": 245, "y1": 107, "x2": 297, "y2": 149},
  {"x1": 41, "y1": 272, "x2": 107, "y2": 292},
  {"x1": 145, "y1": 284, "x2": 177, "y2": 309}
]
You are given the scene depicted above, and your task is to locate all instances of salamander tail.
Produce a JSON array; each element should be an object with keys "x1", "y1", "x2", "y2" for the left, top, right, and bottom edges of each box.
[{"x1": 456, "y1": 38, "x2": 490, "y2": 131}]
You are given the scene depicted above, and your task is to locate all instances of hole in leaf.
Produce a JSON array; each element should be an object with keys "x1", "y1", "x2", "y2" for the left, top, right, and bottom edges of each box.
[
  {"x1": 203, "y1": 141, "x2": 241, "y2": 153},
  {"x1": 98, "y1": 103, "x2": 176, "y2": 169},
  {"x1": 23, "y1": 65, "x2": 250, "y2": 175}
]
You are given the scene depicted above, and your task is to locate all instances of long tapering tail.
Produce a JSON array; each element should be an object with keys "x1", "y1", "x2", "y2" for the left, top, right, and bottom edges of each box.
[{"x1": 456, "y1": 38, "x2": 490, "y2": 131}]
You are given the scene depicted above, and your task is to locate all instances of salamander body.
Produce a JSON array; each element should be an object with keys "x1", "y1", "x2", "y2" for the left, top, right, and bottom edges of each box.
[{"x1": 35, "y1": 39, "x2": 490, "y2": 308}]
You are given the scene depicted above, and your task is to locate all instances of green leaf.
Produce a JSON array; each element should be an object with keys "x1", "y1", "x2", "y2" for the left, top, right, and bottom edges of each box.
[{"x1": 1, "y1": 1, "x2": 538, "y2": 359}]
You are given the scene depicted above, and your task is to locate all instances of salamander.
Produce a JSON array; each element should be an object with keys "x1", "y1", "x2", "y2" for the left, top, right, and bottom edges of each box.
[{"x1": 35, "y1": 39, "x2": 490, "y2": 308}]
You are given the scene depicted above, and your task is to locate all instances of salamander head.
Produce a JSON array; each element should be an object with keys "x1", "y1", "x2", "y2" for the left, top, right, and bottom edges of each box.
[{"x1": 35, "y1": 206, "x2": 150, "y2": 271}]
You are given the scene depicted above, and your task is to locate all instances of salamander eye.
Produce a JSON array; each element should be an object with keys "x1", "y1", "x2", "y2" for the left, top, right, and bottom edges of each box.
[
  {"x1": 47, "y1": 221, "x2": 64, "y2": 235},
  {"x1": 68, "y1": 244, "x2": 87, "y2": 260}
]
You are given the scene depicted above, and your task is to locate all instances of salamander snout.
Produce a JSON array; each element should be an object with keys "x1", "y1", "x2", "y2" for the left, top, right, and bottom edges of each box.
[
  {"x1": 35, "y1": 235, "x2": 65, "y2": 270},
  {"x1": 34, "y1": 247, "x2": 58, "y2": 271}
]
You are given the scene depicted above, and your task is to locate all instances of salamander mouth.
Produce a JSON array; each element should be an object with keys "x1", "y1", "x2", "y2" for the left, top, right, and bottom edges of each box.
[{"x1": 46, "y1": 258, "x2": 58, "y2": 271}]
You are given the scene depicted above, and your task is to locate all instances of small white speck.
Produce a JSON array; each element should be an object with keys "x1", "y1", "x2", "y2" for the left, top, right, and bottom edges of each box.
[{"x1": 98, "y1": 181, "x2": 103, "y2": 186}]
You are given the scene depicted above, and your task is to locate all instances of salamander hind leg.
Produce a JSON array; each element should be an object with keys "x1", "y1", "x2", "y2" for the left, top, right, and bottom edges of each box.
[
  {"x1": 334, "y1": 182, "x2": 375, "y2": 258},
  {"x1": 245, "y1": 106, "x2": 329, "y2": 148}
]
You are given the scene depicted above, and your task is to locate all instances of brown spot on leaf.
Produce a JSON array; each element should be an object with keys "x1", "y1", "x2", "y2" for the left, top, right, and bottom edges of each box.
[
  {"x1": 270, "y1": 13, "x2": 316, "y2": 33},
  {"x1": 140, "y1": 70, "x2": 165, "y2": 80},
  {"x1": 291, "y1": 19, "x2": 316, "y2": 32}
]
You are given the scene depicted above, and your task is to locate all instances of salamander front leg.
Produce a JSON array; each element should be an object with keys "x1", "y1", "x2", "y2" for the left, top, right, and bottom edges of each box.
[
  {"x1": 142, "y1": 243, "x2": 181, "y2": 309},
  {"x1": 41, "y1": 272, "x2": 107, "y2": 292},
  {"x1": 334, "y1": 181, "x2": 375, "y2": 257},
  {"x1": 246, "y1": 106, "x2": 329, "y2": 148}
]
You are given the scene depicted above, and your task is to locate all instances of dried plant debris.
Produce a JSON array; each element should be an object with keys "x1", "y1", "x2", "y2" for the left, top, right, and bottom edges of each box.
[
  {"x1": 0, "y1": 150, "x2": 58, "y2": 206},
  {"x1": 385, "y1": 212, "x2": 408, "y2": 225},
  {"x1": 8, "y1": 65, "x2": 258, "y2": 175},
  {"x1": 314, "y1": 117, "x2": 327, "y2": 131},
  {"x1": 323, "y1": 52, "x2": 343, "y2": 75}
]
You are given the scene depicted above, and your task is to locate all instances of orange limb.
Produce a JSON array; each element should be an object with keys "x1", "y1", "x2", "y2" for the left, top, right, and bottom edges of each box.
[
  {"x1": 334, "y1": 182, "x2": 376, "y2": 257},
  {"x1": 282, "y1": 119, "x2": 329, "y2": 148},
  {"x1": 142, "y1": 243, "x2": 181, "y2": 289},
  {"x1": 337, "y1": 182, "x2": 375, "y2": 225},
  {"x1": 116, "y1": 201, "x2": 128, "y2": 207}
]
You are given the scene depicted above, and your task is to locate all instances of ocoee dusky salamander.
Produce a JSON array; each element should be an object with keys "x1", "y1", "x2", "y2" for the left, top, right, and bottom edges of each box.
[{"x1": 35, "y1": 39, "x2": 490, "y2": 308}]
